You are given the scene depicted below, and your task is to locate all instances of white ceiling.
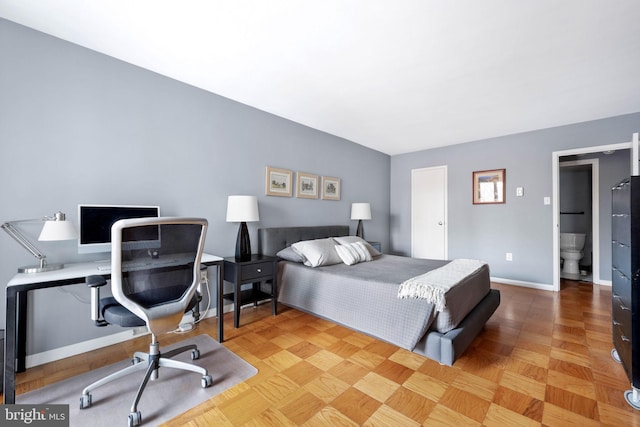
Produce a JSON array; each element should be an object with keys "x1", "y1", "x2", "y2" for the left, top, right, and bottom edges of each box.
[{"x1": 2, "y1": 1, "x2": 639, "y2": 155}]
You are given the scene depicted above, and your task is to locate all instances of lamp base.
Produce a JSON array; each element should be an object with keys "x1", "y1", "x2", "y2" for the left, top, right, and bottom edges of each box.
[
  {"x1": 355, "y1": 220, "x2": 365, "y2": 240},
  {"x1": 235, "y1": 222, "x2": 252, "y2": 261},
  {"x1": 18, "y1": 263, "x2": 64, "y2": 274}
]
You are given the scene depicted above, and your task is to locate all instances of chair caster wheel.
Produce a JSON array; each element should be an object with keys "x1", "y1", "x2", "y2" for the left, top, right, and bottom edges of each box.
[
  {"x1": 612, "y1": 348, "x2": 622, "y2": 364},
  {"x1": 202, "y1": 374, "x2": 213, "y2": 388},
  {"x1": 128, "y1": 411, "x2": 142, "y2": 427},
  {"x1": 79, "y1": 393, "x2": 92, "y2": 409},
  {"x1": 191, "y1": 349, "x2": 200, "y2": 360}
]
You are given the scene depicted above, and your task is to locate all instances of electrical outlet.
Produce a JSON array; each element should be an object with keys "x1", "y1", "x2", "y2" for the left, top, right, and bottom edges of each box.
[
  {"x1": 199, "y1": 268, "x2": 208, "y2": 282},
  {"x1": 506, "y1": 252, "x2": 513, "y2": 261}
]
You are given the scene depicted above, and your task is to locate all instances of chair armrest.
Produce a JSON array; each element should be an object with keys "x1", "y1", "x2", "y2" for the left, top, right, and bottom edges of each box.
[
  {"x1": 86, "y1": 275, "x2": 107, "y2": 288},
  {"x1": 86, "y1": 275, "x2": 108, "y2": 326}
]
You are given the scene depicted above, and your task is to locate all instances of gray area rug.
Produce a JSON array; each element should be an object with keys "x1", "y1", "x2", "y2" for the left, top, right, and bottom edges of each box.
[{"x1": 17, "y1": 334, "x2": 257, "y2": 426}]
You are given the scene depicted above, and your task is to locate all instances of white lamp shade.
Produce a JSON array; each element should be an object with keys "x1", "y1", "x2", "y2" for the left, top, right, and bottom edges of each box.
[
  {"x1": 226, "y1": 195, "x2": 260, "y2": 222},
  {"x1": 350, "y1": 203, "x2": 372, "y2": 220},
  {"x1": 38, "y1": 218, "x2": 78, "y2": 241}
]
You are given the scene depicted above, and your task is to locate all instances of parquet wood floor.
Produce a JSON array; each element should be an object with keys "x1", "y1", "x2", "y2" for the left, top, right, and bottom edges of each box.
[{"x1": 7, "y1": 280, "x2": 640, "y2": 426}]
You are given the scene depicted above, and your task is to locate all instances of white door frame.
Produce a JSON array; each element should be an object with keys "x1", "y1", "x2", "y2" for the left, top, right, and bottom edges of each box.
[
  {"x1": 411, "y1": 165, "x2": 448, "y2": 259},
  {"x1": 552, "y1": 141, "x2": 632, "y2": 291},
  {"x1": 633, "y1": 132, "x2": 639, "y2": 175}
]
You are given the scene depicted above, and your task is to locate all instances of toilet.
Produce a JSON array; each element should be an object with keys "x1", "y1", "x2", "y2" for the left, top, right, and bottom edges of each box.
[{"x1": 560, "y1": 233, "x2": 586, "y2": 280}]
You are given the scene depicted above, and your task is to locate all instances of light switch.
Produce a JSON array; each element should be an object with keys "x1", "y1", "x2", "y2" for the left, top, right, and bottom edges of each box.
[
  {"x1": 516, "y1": 187, "x2": 524, "y2": 197},
  {"x1": 544, "y1": 197, "x2": 551, "y2": 205}
]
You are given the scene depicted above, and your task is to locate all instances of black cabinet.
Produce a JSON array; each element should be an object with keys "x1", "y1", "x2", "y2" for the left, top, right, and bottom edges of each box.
[
  {"x1": 223, "y1": 255, "x2": 278, "y2": 328},
  {"x1": 611, "y1": 177, "x2": 640, "y2": 409}
]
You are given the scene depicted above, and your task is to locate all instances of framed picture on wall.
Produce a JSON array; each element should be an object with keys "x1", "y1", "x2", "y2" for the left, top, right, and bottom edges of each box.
[
  {"x1": 265, "y1": 166, "x2": 293, "y2": 197},
  {"x1": 296, "y1": 172, "x2": 318, "y2": 199},
  {"x1": 321, "y1": 176, "x2": 341, "y2": 200},
  {"x1": 472, "y1": 169, "x2": 505, "y2": 204}
]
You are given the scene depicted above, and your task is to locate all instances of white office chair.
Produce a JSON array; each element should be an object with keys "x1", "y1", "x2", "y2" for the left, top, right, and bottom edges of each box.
[{"x1": 80, "y1": 217, "x2": 213, "y2": 427}]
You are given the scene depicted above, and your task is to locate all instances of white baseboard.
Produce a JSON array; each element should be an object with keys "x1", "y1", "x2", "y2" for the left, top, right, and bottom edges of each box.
[
  {"x1": 26, "y1": 329, "x2": 149, "y2": 369},
  {"x1": 25, "y1": 303, "x2": 234, "y2": 369},
  {"x1": 491, "y1": 277, "x2": 554, "y2": 291},
  {"x1": 491, "y1": 276, "x2": 612, "y2": 291}
]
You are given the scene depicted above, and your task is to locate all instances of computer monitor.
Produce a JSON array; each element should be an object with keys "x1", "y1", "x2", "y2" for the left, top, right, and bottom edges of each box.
[{"x1": 78, "y1": 204, "x2": 160, "y2": 254}]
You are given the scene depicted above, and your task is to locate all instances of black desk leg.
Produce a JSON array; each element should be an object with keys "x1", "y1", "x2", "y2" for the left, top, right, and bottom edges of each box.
[
  {"x1": 16, "y1": 290, "x2": 27, "y2": 372},
  {"x1": 4, "y1": 288, "x2": 17, "y2": 404}
]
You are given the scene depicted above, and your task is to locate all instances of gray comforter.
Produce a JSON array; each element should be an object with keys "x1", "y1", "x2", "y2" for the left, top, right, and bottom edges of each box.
[{"x1": 277, "y1": 254, "x2": 490, "y2": 351}]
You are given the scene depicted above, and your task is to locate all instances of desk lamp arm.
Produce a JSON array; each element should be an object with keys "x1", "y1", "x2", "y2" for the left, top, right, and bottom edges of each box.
[{"x1": 1, "y1": 221, "x2": 47, "y2": 268}]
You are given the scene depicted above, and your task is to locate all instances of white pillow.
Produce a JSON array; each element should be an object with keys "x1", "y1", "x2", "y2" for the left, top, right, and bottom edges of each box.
[
  {"x1": 291, "y1": 238, "x2": 343, "y2": 267},
  {"x1": 333, "y1": 236, "x2": 381, "y2": 257},
  {"x1": 335, "y1": 241, "x2": 372, "y2": 265},
  {"x1": 276, "y1": 246, "x2": 305, "y2": 263},
  {"x1": 353, "y1": 241, "x2": 373, "y2": 261}
]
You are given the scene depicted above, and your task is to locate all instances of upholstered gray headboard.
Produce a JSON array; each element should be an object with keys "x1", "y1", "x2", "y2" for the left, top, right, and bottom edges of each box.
[{"x1": 258, "y1": 225, "x2": 350, "y2": 256}]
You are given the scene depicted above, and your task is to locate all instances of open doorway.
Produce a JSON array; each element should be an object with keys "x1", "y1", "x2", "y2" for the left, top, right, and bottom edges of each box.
[
  {"x1": 558, "y1": 158, "x2": 597, "y2": 285},
  {"x1": 552, "y1": 142, "x2": 633, "y2": 291}
]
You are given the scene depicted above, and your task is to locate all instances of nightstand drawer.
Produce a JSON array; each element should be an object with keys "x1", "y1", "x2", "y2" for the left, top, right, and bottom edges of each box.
[{"x1": 241, "y1": 262, "x2": 274, "y2": 281}]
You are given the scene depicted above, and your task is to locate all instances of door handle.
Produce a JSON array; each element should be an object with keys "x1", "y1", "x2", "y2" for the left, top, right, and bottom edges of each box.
[{"x1": 438, "y1": 221, "x2": 443, "y2": 225}]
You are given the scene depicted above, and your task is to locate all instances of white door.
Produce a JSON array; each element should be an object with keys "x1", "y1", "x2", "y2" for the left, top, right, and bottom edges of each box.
[{"x1": 411, "y1": 166, "x2": 447, "y2": 259}]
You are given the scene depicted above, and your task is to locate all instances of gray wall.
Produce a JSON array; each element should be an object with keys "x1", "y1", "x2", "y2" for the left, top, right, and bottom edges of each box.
[
  {"x1": 0, "y1": 20, "x2": 390, "y2": 355},
  {"x1": 390, "y1": 113, "x2": 639, "y2": 285}
]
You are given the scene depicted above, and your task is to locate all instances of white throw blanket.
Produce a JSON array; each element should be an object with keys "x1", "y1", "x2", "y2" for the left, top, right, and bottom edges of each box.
[{"x1": 397, "y1": 259, "x2": 486, "y2": 312}]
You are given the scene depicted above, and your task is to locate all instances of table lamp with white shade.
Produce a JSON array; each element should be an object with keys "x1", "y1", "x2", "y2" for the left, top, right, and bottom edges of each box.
[
  {"x1": 350, "y1": 202, "x2": 372, "y2": 240},
  {"x1": 226, "y1": 195, "x2": 260, "y2": 261}
]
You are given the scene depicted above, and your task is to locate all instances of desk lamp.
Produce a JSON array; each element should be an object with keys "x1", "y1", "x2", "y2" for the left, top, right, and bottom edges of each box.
[
  {"x1": 226, "y1": 195, "x2": 259, "y2": 261},
  {"x1": 351, "y1": 202, "x2": 372, "y2": 239},
  {"x1": 1, "y1": 211, "x2": 78, "y2": 273}
]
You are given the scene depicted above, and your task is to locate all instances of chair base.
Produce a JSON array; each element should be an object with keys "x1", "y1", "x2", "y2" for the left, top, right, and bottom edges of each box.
[{"x1": 80, "y1": 339, "x2": 213, "y2": 426}]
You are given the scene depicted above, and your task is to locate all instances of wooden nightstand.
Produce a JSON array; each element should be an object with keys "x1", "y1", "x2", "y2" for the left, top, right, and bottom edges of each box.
[
  {"x1": 223, "y1": 255, "x2": 278, "y2": 328},
  {"x1": 368, "y1": 241, "x2": 382, "y2": 252}
]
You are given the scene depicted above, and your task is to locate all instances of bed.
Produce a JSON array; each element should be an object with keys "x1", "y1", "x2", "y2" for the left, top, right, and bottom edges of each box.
[{"x1": 258, "y1": 225, "x2": 500, "y2": 365}]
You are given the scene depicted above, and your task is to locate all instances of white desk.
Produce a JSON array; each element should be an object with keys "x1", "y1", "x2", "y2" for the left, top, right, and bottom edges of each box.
[{"x1": 3, "y1": 253, "x2": 223, "y2": 404}]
